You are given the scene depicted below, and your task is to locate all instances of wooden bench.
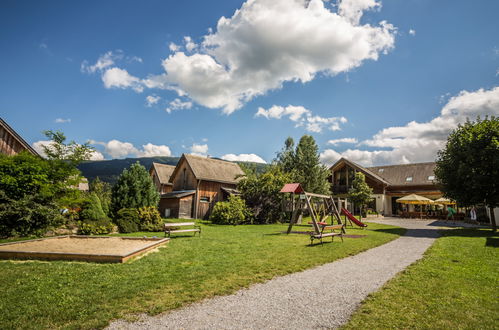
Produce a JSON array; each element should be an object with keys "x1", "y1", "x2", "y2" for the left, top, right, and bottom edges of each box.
[
  {"x1": 164, "y1": 222, "x2": 201, "y2": 238},
  {"x1": 310, "y1": 224, "x2": 344, "y2": 245}
]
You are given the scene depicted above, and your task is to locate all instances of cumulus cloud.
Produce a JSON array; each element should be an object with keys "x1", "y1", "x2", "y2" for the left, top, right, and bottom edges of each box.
[
  {"x1": 89, "y1": 150, "x2": 105, "y2": 160},
  {"x1": 91, "y1": 140, "x2": 172, "y2": 159},
  {"x1": 81, "y1": 51, "x2": 122, "y2": 73},
  {"x1": 320, "y1": 86, "x2": 499, "y2": 167},
  {"x1": 256, "y1": 105, "x2": 347, "y2": 133},
  {"x1": 221, "y1": 153, "x2": 267, "y2": 163},
  {"x1": 146, "y1": 95, "x2": 161, "y2": 107},
  {"x1": 85, "y1": 0, "x2": 396, "y2": 114},
  {"x1": 190, "y1": 143, "x2": 209, "y2": 156},
  {"x1": 409, "y1": 29, "x2": 416, "y2": 36},
  {"x1": 327, "y1": 137, "x2": 358, "y2": 145},
  {"x1": 166, "y1": 98, "x2": 193, "y2": 113},
  {"x1": 55, "y1": 118, "x2": 71, "y2": 123},
  {"x1": 102, "y1": 67, "x2": 143, "y2": 92}
]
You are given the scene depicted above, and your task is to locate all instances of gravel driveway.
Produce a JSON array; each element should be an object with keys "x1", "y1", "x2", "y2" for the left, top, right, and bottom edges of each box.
[{"x1": 108, "y1": 218, "x2": 440, "y2": 330}]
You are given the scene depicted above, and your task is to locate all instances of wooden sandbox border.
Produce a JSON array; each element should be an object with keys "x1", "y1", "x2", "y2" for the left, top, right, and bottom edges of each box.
[{"x1": 0, "y1": 235, "x2": 170, "y2": 263}]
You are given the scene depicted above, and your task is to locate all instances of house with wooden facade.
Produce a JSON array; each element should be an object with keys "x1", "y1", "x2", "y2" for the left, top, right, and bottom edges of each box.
[
  {"x1": 149, "y1": 162, "x2": 175, "y2": 194},
  {"x1": 0, "y1": 118, "x2": 38, "y2": 156},
  {"x1": 155, "y1": 154, "x2": 244, "y2": 219},
  {"x1": 330, "y1": 158, "x2": 441, "y2": 216}
]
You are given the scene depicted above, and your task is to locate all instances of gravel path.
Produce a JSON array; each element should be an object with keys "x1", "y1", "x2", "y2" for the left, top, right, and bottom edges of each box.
[{"x1": 108, "y1": 219, "x2": 440, "y2": 330}]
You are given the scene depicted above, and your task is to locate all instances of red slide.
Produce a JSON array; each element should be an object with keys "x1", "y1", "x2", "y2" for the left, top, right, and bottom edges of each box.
[{"x1": 341, "y1": 208, "x2": 368, "y2": 227}]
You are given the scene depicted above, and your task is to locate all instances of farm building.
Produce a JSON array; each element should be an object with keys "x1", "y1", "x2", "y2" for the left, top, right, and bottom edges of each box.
[
  {"x1": 330, "y1": 158, "x2": 440, "y2": 216},
  {"x1": 154, "y1": 154, "x2": 244, "y2": 219},
  {"x1": 149, "y1": 162, "x2": 175, "y2": 194},
  {"x1": 0, "y1": 117, "x2": 38, "y2": 156}
]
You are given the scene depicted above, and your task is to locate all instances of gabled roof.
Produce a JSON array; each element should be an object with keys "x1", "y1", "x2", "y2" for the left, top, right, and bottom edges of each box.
[
  {"x1": 151, "y1": 162, "x2": 175, "y2": 185},
  {"x1": 0, "y1": 118, "x2": 39, "y2": 156},
  {"x1": 280, "y1": 183, "x2": 305, "y2": 194},
  {"x1": 367, "y1": 162, "x2": 436, "y2": 186},
  {"x1": 330, "y1": 158, "x2": 389, "y2": 185},
  {"x1": 171, "y1": 154, "x2": 245, "y2": 185}
]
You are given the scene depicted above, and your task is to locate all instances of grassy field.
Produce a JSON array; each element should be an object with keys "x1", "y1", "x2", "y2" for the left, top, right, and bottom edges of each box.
[
  {"x1": 0, "y1": 221, "x2": 403, "y2": 329},
  {"x1": 344, "y1": 228, "x2": 499, "y2": 329}
]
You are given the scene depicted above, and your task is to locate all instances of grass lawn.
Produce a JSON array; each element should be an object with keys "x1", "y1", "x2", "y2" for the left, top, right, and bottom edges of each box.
[
  {"x1": 0, "y1": 221, "x2": 403, "y2": 329},
  {"x1": 344, "y1": 228, "x2": 499, "y2": 329}
]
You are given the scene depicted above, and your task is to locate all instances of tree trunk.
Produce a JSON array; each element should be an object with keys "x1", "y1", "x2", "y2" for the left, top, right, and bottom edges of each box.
[{"x1": 489, "y1": 206, "x2": 497, "y2": 232}]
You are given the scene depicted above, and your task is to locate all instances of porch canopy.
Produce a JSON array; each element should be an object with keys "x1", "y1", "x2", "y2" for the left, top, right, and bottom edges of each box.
[{"x1": 396, "y1": 194, "x2": 435, "y2": 205}]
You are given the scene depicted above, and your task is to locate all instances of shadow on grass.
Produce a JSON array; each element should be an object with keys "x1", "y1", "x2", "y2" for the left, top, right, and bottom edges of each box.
[{"x1": 486, "y1": 237, "x2": 499, "y2": 247}]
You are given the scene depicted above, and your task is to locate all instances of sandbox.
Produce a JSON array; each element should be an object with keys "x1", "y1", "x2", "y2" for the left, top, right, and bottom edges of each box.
[{"x1": 0, "y1": 235, "x2": 169, "y2": 263}]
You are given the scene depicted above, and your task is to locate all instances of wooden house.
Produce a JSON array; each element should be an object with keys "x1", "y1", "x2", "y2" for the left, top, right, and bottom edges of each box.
[
  {"x1": 158, "y1": 154, "x2": 244, "y2": 219},
  {"x1": 0, "y1": 118, "x2": 38, "y2": 156},
  {"x1": 149, "y1": 162, "x2": 175, "y2": 194},
  {"x1": 330, "y1": 158, "x2": 440, "y2": 216}
]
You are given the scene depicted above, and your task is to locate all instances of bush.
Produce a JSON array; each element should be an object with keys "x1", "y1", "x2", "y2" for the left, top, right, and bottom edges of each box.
[
  {"x1": 80, "y1": 193, "x2": 107, "y2": 221},
  {"x1": 0, "y1": 192, "x2": 64, "y2": 237},
  {"x1": 78, "y1": 219, "x2": 114, "y2": 235},
  {"x1": 115, "y1": 208, "x2": 140, "y2": 233},
  {"x1": 137, "y1": 206, "x2": 163, "y2": 231},
  {"x1": 209, "y1": 196, "x2": 252, "y2": 225}
]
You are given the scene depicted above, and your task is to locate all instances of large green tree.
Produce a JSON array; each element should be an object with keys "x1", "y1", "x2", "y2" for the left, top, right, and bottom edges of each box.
[
  {"x1": 294, "y1": 135, "x2": 330, "y2": 194},
  {"x1": 111, "y1": 162, "x2": 160, "y2": 214},
  {"x1": 435, "y1": 116, "x2": 499, "y2": 231},
  {"x1": 348, "y1": 172, "x2": 373, "y2": 220},
  {"x1": 274, "y1": 136, "x2": 296, "y2": 173}
]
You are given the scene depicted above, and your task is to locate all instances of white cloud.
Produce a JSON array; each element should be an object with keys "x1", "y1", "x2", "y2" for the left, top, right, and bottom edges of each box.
[
  {"x1": 55, "y1": 118, "x2": 71, "y2": 123},
  {"x1": 327, "y1": 137, "x2": 358, "y2": 145},
  {"x1": 137, "y1": 143, "x2": 172, "y2": 157},
  {"x1": 256, "y1": 105, "x2": 347, "y2": 133},
  {"x1": 409, "y1": 29, "x2": 416, "y2": 36},
  {"x1": 184, "y1": 36, "x2": 198, "y2": 52},
  {"x1": 89, "y1": 150, "x2": 105, "y2": 161},
  {"x1": 320, "y1": 86, "x2": 499, "y2": 167},
  {"x1": 88, "y1": 0, "x2": 396, "y2": 114},
  {"x1": 166, "y1": 98, "x2": 193, "y2": 113},
  {"x1": 102, "y1": 67, "x2": 143, "y2": 92},
  {"x1": 221, "y1": 153, "x2": 267, "y2": 163},
  {"x1": 146, "y1": 95, "x2": 161, "y2": 107},
  {"x1": 190, "y1": 143, "x2": 208, "y2": 156},
  {"x1": 33, "y1": 140, "x2": 105, "y2": 161},
  {"x1": 92, "y1": 140, "x2": 172, "y2": 159},
  {"x1": 81, "y1": 51, "x2": 122, "y2": 73}
]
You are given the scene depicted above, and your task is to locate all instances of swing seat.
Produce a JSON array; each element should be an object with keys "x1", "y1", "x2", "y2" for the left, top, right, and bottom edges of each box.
[{"x1": 308, "y1": 221, "x2": 327, "y2": 226}]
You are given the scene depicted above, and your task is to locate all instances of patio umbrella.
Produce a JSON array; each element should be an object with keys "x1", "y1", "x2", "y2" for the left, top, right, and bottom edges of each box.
[
  {"x1": 434, "y1": 197, "x2": 456, "y2": 205},
  {"x1": 396, "y1": 194, "x2": 434, "y2": 219}
]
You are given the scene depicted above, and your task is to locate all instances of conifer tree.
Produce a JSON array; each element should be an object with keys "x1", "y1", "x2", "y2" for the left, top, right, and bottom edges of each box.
[
  {"x1": 275, "y1": 137, "x2": 296, "y2": 173},
  {"x1": 294, "y1": 135, "x2": 330, "y2": 194},
  {"x1": 111, "y1": 162, "x2": 159, "y2": 214}
]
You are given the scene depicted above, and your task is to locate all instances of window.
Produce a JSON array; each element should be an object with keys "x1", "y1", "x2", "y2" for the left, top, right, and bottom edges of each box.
[
  {"x1": 378, "y1": 168, "x2": 384, "y2": 173},
  {"x1": 200, "y1": 196, "x2": 210, "y2": 203},
  {"x1": 405, "y1": 176, "x2": 413, "y2": 182},
  {"x1": 427, "y1": 175, "x2": 435, "y2": 181}
]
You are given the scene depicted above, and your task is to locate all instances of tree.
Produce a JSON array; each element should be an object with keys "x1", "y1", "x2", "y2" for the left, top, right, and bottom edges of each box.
[
  {"x1": 348, "y1": 172, "x2": 373, "y2": 220},
  {"x1": 90, "y1": 177, "x2": 112, "y2": 216},
  {"x1": 111, "y1": 162, "x2": 160, "y2": 214},
  {"x1": 41, "y1": 130, "x2": 95, "y2": 166},
  {"x1": 238, "y1": 165, "x2": 293, "y2": 224},
  {"x1": 274, "y1": 136, "x2": 296, "y2": 173},
  {"x1": 294, "y1": 135, "x2": 330, "y2": 194},
  {"x1": 435, "y1": 116, "x2": 499, "y2": 231}
]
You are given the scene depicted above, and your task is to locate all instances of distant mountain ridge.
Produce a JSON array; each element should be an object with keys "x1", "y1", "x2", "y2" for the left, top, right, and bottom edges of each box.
[{"x1": 77, "y1": 156, "x2": 268, "y2": 185}]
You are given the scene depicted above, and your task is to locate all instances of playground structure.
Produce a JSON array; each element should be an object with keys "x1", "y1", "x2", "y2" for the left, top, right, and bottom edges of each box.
[{"x1": 280, "y1": 183, "x2": 367, "y2": 245}]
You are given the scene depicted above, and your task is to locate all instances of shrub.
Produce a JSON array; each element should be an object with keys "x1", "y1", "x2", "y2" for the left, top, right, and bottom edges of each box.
[
  {"x1": 80, "y1": 193, "x2": 107, "y2": 221},
  {"x1": 115, "y1": 208, "x2": 140, "y2": 233},
  {"x1": 209, "y1": 196, "x2": 252, "y2": 225},
  {"x1": 78, "y1": 219, "x2": 114, "y2": 235},
  {"x1": 137, "y1": 206, "x2": 163, "y2": 231},
  {"x1": 0, "y1": 192, "x2": 64, "y2": 237}
]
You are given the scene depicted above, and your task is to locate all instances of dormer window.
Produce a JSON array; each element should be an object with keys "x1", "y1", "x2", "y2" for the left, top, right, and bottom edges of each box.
[
  {"x1": 405, "y1": 176, "x2": 413, "y2": 182},
  {"x1": 427, "y1": 175, "x2": 435, "y2": 181},
  {"x1": 378, "y1": 168, "x2": 384, "y2": 173}
]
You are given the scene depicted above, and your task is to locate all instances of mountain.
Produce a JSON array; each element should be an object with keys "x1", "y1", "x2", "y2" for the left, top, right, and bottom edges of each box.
[{"x1": 77, "y1": 156, "x2": 268, "y2": 185}]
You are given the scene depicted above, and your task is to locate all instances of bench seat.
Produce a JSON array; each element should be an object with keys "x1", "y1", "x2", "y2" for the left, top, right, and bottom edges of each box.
[{"x1": 164, "y1": 222, "x2": 201, "y2": 238}]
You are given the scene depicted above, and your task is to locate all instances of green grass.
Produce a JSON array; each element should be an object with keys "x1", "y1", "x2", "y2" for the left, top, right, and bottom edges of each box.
[
  {"x1": 344, "y1": 228, "x2": 499, "y2": 329},
  {"x1": 0, "y1": 221, "x2": 404, "y2": 329}
]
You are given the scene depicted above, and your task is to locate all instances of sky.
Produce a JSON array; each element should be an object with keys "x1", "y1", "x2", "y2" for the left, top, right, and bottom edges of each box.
[{"x1": 1, "y1": 0, "x2": 498, "y2": 166}]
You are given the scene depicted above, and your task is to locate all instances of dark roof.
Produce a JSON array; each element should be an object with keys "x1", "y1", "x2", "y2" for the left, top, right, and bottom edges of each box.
[
  {"x1": 151, "y1": 162, "x2": 175, "y2": 185},
  {"x1": 161, "y1": 190, "x2": 196, "y2": 199},
  {"x1": 330, "y1": 158, "x2": 389, "y2": 185},
  {"x1": 173, "y1": 154, "x2": 245, "y2": 184},
  {"x1": 0, "y1": 117, "x2": 39, "y2": 156},
  {"x1": 367, "y1": 162, "x2": 436, "y2": 186}
]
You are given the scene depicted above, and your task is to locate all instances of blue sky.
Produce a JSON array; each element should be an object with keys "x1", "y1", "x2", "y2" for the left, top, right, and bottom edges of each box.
[{"x1": 1, "y1": 0, "x2": 498, "y2": 166}]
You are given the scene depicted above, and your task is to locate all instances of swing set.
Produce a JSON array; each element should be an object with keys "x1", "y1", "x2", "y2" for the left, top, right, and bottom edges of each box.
[{"x1": 280, "y1": 183, "x2": 352, "y2": 245}]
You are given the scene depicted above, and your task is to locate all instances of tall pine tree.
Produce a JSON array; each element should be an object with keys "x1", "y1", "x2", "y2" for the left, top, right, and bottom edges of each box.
[
  {"x1": 294, "y1": 135, "x2": 330, "y2": 194},
  {"x1": 111, "y1": 162, "x2": 159, "y2": 214}
]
